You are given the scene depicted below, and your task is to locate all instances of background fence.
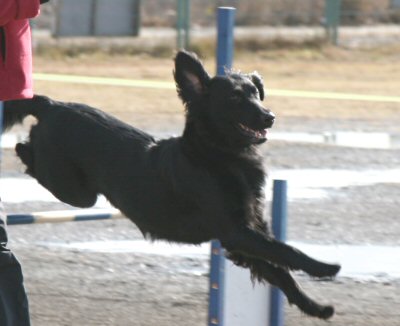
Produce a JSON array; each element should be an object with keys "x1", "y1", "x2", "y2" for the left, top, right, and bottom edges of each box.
[{"x1": 36, "y1": 0, "x2": 400, "y2": 31}]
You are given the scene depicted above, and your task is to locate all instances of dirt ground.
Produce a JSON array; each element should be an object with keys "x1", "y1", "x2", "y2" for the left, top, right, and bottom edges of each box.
[{"x1": 1, "y1": 45, "x2": 400, "y2": 325}]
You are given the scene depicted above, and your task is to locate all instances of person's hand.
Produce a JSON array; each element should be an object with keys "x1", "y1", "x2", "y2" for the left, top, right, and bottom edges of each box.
[{"x1": 40, "y1": 0, "x2": 50, "y2": 4}]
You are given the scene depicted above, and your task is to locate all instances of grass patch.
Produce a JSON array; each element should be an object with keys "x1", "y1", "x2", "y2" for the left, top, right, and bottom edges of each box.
[
  {"x1": 35, "y1": 34, "x2": 400, "y2": 64},
  {"x1": 34, "y1": 42, "x2": 176, "y2": 59},
  {"x1": 34, "y1": 35, "x2": 331, "y2": 60}
]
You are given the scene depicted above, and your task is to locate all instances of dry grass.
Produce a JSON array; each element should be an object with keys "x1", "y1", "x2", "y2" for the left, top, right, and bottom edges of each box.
[{"x1": 32, "y1": 45, "x2": 400, "y2": 129}]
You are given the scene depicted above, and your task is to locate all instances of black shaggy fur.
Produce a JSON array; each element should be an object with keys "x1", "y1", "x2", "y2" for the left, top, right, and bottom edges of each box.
[{"x1": 3, "y1": 51, "x2": 340, "y2": 319}]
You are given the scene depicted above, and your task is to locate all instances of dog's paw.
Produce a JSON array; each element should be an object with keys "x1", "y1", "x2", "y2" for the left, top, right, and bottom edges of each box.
[
  {"x1": 319, "y1": 305, "x2": 335, "y2": 319},
  {"x1": 305, "y1": 262, "x2": 341, "y2": 279}
]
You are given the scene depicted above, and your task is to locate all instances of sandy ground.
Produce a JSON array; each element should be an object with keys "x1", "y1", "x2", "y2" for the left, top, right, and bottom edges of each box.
[{"x1": 1, "y1": 48, "x2": 400, "y2": 325}]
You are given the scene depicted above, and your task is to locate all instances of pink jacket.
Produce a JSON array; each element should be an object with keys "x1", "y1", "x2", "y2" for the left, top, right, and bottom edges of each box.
[{"x1": 0, "y1": 0, "x2": 40, "y2": 101}]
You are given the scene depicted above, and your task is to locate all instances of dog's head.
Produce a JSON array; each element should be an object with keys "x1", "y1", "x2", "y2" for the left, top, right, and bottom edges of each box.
[{"x1": 174, "y1": 51, "x2": 275, "y2": 148}]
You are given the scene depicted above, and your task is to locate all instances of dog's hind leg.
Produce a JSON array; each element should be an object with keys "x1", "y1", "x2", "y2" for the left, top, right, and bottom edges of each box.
[
  {"x1": 29, "y1": 154, "x2": 98, "y2": 208},
  {"x1": 222, "y1": 228, "x2": 340, "y2": 278},
  {"x1": 228, "y1": 253, "x2": 334, "y2": 319},
  {"x1": 44, "y1": 166, "x2": 97, "y2": 208}
]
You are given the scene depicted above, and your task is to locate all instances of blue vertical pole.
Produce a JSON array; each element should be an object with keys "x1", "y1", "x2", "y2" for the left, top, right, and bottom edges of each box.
[
  {"x1": 208, "y1": 7, "x2": 235, "y2": 326},
  {"x1": 208, "y1": 240, "x2": 225, "y2": 326},
  {"x1": 216, "y1": 7, "x2": 235, "y2": 76},
  {"x1": 269, "y1": 179, "x2": 287, "y2": 326}
]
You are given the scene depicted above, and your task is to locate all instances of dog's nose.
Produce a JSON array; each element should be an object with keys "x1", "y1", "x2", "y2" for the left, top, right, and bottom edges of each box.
[{"x1": 263, "y1": 110, "x2": 275, "y2": 128}]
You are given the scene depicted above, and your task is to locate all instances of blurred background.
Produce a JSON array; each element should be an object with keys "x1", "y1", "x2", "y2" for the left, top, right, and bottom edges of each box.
[{"x1": 34, "y1": 0, "x2": 400, "y2": 51}]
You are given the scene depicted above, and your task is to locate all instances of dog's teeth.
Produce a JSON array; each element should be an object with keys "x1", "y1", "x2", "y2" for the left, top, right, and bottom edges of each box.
[{"x1": 239, "y1": 123, "x2": 267, "y2": 139}]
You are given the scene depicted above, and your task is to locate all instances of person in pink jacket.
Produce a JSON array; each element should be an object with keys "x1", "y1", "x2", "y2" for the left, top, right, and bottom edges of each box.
[
  {"x1": 1, "y1": 1, "x2": 48, "y2": 325},
  {"x1": 0, "y1": 0, "x2": 48, "y2": 100}
]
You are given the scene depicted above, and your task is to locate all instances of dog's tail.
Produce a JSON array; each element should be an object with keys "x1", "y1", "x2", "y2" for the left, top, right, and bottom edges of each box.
[{"x1": 2, "y1": 95, "x2": 50, "y2": 132}]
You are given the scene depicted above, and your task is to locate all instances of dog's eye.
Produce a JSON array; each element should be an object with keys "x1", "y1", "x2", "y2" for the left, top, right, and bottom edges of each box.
[{"x1": 250, "y1": 86, "x2": 260, "y2": 99}]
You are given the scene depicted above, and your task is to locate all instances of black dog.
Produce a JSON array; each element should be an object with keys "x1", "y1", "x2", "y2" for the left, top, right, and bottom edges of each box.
[{"x1": 3, "y1": 51, "x2": 340, "y2": 319}]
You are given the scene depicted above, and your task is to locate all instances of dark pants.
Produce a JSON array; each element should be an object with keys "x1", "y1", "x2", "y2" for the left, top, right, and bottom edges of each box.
[{"x1": 0, "y1": 202, "x2": 31, "y2": 326}]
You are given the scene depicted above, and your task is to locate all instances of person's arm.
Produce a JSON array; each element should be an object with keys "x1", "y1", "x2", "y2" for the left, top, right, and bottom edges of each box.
[{"x1": 0, "y1": 0, "x2": 41, "y2": 26}]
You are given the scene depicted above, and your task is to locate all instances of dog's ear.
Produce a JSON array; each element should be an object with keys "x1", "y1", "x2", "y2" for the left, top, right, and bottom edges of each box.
[
  {"x1": 249, "y1": 72, "x2": 265, "y2": 101},
  {"x1": 174, "y1": 51, "x2": 211, "y2": 104}
]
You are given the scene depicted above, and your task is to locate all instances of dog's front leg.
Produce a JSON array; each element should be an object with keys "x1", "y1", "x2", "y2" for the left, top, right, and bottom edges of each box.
[
  {"x1": 221, "y1": 227, "x2": 340, "y2": 278},
  {"x1": 227, "y1": 252, "x2": 335, "y2": 319}
]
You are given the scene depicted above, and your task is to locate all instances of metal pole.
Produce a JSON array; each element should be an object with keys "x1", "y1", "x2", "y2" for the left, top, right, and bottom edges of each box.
[
  {"x1": 208, "y1": 240, "x2": 225, "y2": 326},
  {"x1": 133, "y1": 0, "x2": 141, "y2": 36},
  {"x1": 90, "y1": 0, "x2": 97, "y2": 36},
  {"x1": 7, "y1": 209, "x2": 124, "y2": 225},
  {"x1": 269, "y1": 180, "x2": 287, "y2": 326},
  {"x1": 177, "y1": 0, "x2": 191, "y2": 49},
  {"x1": 183, "y1": 0, "x2": 191, "y2": 49},
  {"x1": 177, "y1": 0, "x2": 183, "y2": 48},
  {"x1": 325, "y1": 0, "x2": 342, "y2": 45},
  {"x1": 208, "y1": 8, "x2": 236, "y2": 326},
  {"x1": 216, "y1": 7, "x2": 235, "y2": 76}
]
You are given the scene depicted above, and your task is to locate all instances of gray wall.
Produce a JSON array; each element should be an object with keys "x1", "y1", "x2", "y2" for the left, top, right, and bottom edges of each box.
[{"x1": 54, "y1": 0, "x2": 140, "y2": 37}]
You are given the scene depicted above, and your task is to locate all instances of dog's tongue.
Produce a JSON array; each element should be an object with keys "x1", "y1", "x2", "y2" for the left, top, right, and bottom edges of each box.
[{"x1": 259, "y1": 129, "x2": 267, "y2": 138}]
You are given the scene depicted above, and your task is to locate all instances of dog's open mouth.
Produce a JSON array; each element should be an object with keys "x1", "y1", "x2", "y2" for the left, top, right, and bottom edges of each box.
[{"x1": 238, "y1": 123, "x2": 268, "y2": 140}]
